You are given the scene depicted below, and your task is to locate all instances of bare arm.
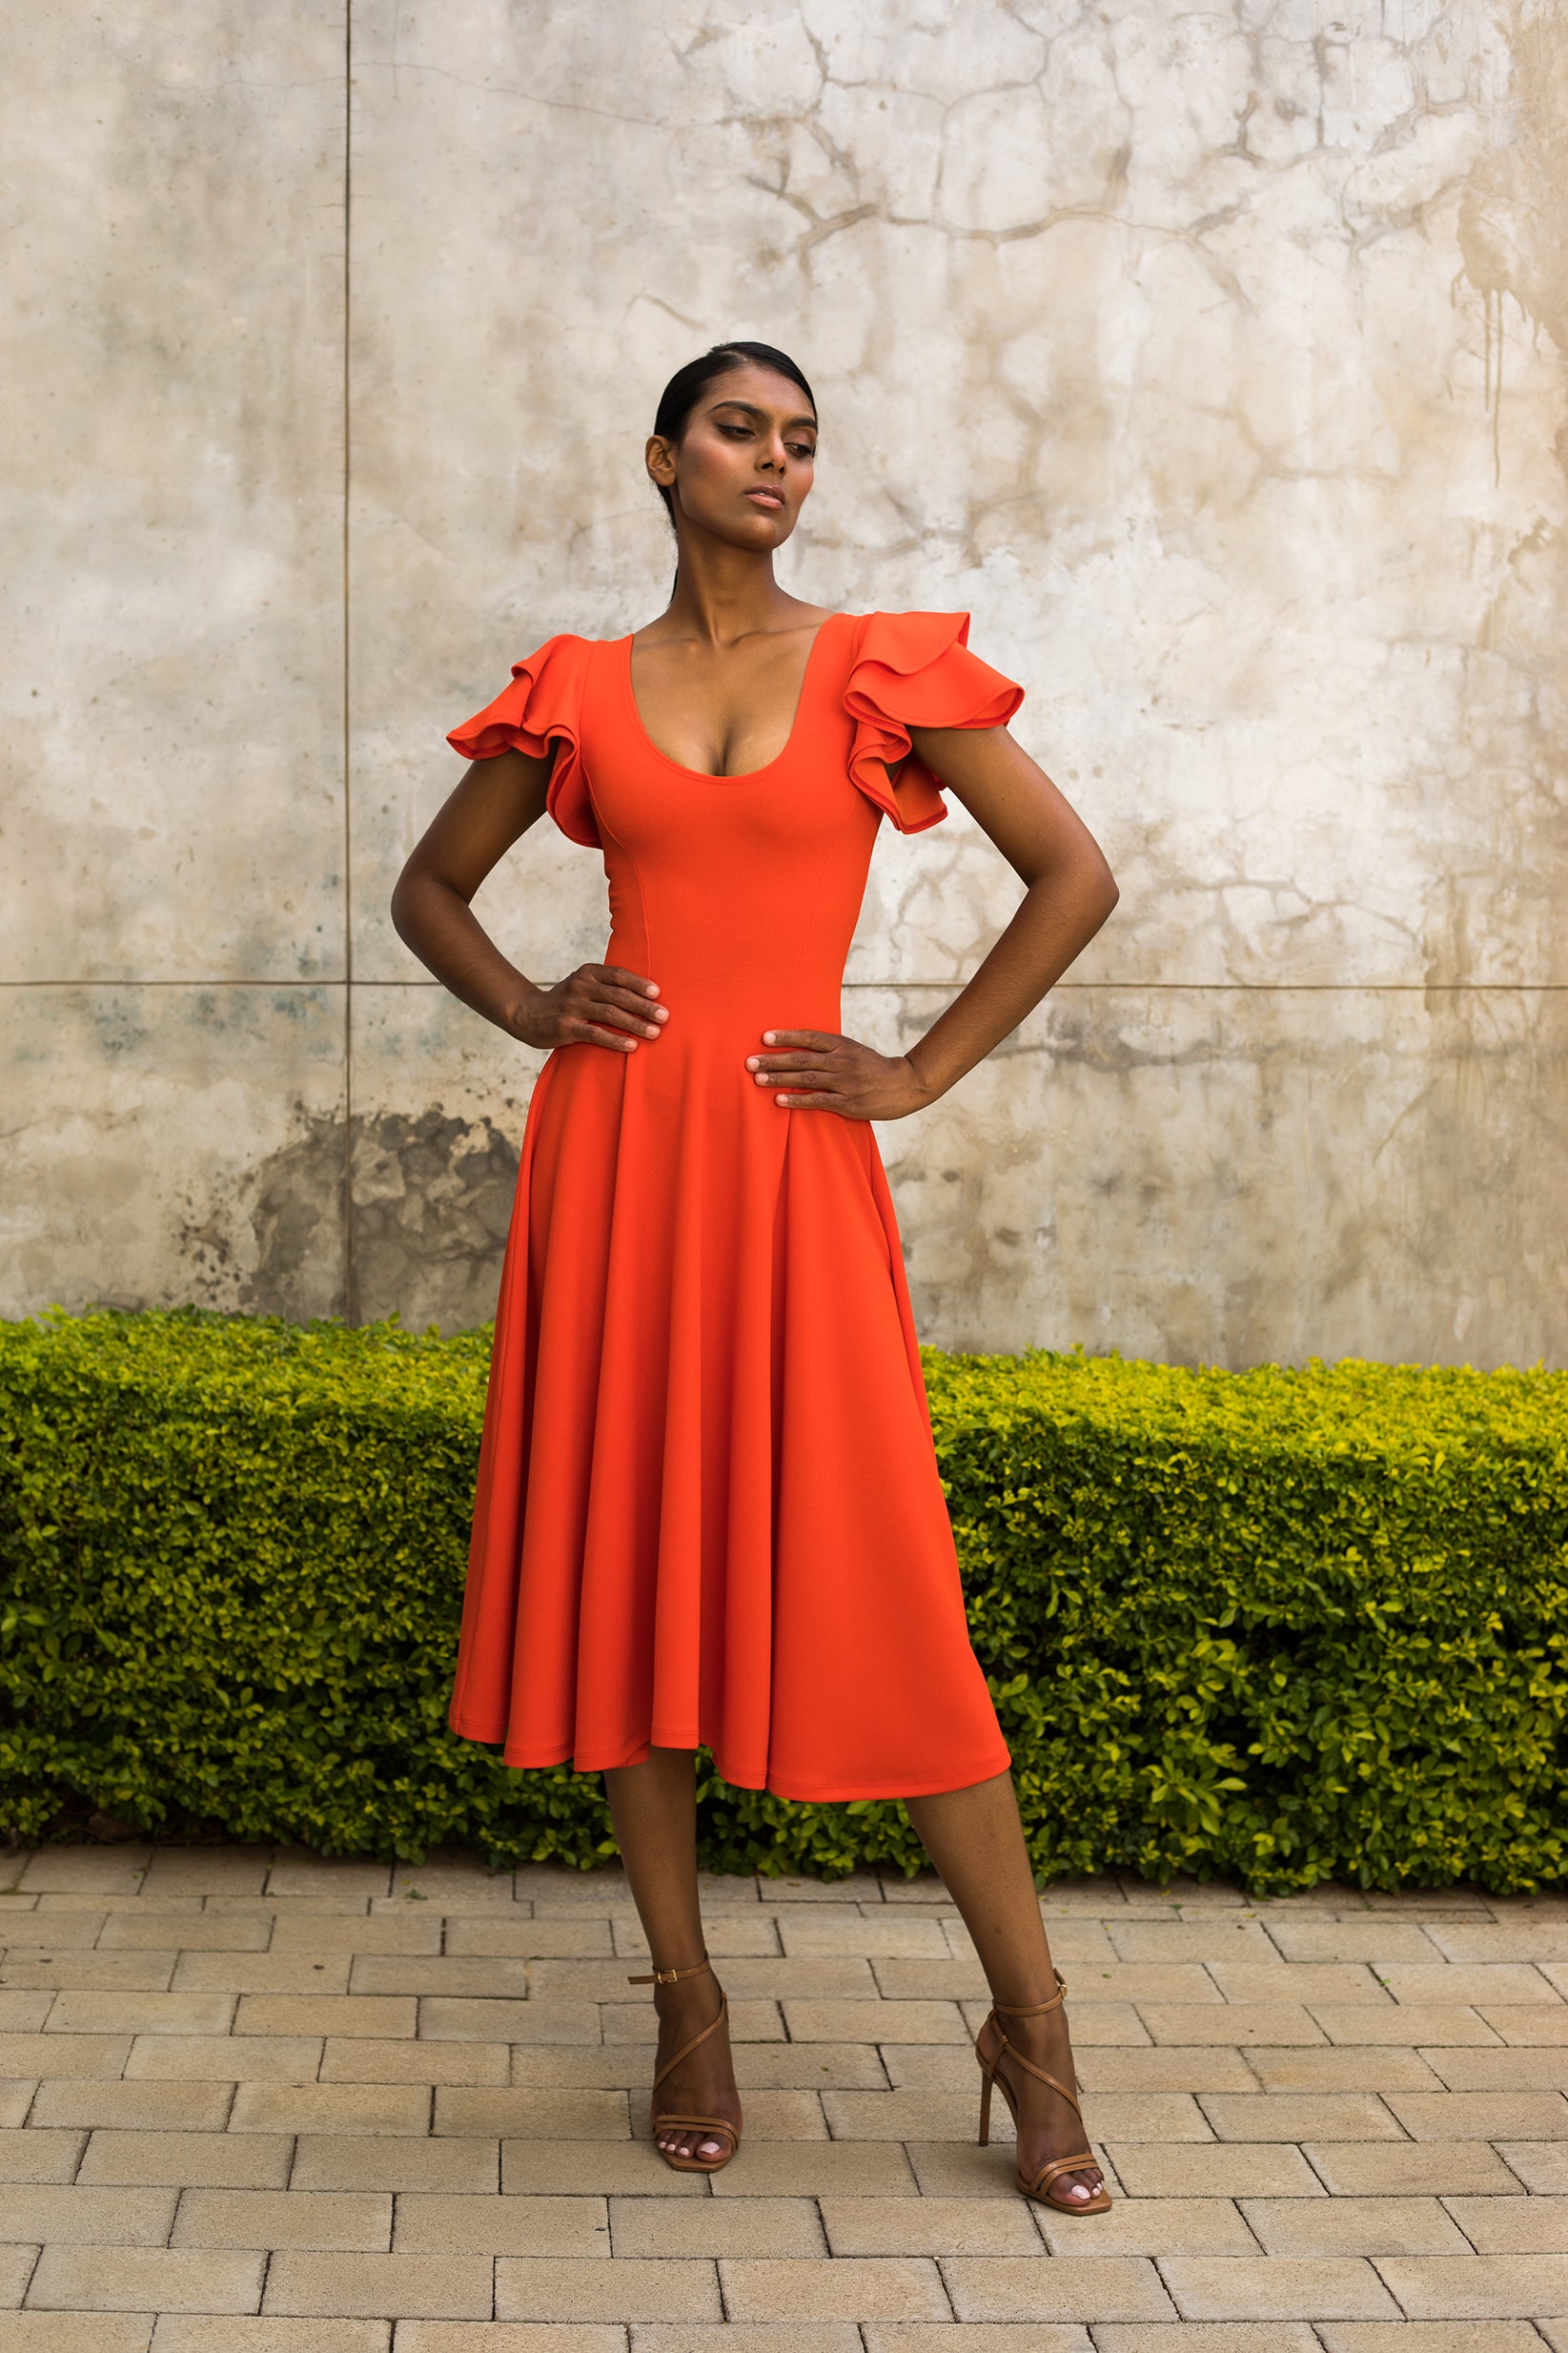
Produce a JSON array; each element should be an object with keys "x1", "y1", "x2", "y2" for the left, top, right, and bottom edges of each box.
[
  {"x1": 389, "y1": 749, "x2": 669, "y2": 1053},
  {"x1": 744, "y1": 724, "x2": 1117, "y2": 1115}
]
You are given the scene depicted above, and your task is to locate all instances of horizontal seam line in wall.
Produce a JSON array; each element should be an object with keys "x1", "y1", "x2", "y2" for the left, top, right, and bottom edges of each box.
[{"x1": 2, "y1": 980, "x2": 1566, "y2": 994}]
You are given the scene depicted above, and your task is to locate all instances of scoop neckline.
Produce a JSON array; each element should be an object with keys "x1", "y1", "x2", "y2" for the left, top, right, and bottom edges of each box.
[{"x1": 621, "y1": 611, "x2": 846, "y2": 782}]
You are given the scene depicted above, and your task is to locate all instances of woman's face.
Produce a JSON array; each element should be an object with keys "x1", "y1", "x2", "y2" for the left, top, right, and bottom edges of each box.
[{"x1": 647, "y1": 364, "x2": 818, "y2": 551}]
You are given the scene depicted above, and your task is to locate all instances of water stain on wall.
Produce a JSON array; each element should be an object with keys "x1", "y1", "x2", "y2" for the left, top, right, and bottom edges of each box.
[{"x1": 243, "y1": 1109, "x2": 518, "y2": 1334}]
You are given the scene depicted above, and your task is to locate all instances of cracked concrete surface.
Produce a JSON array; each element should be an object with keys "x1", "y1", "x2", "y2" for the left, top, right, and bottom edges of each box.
[{"x1": 2, "y1": 2, "x2": 1564, "y2": 1361}]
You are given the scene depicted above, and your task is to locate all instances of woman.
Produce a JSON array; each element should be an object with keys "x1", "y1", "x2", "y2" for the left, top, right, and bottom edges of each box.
[{"x1": 392, "y1": 341, "x2": 1120, "y2": 2212}]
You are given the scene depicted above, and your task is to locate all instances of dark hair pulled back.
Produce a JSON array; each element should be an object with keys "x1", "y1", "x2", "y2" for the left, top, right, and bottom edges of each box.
[{"x1": 651, "y1": 340, "x2": 817, "y2": 525}]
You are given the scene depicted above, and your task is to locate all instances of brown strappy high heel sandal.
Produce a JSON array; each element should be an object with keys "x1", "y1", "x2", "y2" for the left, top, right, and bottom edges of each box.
[
  {"x1": 626, "y1": 1952, "x2": 743, "y2": 2174},
  {"x1": 975, "y1": 1968, "x2": 1111, "y2": 2214}
]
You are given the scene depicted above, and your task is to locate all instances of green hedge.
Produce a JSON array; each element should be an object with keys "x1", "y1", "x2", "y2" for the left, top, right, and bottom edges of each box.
[{"x1": 1, "y1": 1308, "x2": 1565, "y2": 1891}]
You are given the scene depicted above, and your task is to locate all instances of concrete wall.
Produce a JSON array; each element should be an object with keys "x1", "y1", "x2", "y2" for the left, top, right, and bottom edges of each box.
[{"x1": 4, "y1": 0, "x2": 1565, "y2": 1366}]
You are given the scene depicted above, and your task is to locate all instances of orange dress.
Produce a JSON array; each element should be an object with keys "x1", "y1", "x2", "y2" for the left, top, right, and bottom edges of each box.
[{"x1": 445, "y1": 610, "x2": 1021, "y2": 1800}]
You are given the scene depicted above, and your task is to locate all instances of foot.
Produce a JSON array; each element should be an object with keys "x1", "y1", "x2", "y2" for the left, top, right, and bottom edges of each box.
[
  {"x1": 648, "y1": 1965, "x2": 742, "y2": 2164},
  {"x1": 976, "y1": 1996, "x2": 1107, "y2": 2209}
]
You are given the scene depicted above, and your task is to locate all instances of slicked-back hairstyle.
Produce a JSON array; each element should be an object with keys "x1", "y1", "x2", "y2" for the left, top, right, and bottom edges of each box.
[{"x1": 651, "y1": 341, "x2": 817, "y2": 524}]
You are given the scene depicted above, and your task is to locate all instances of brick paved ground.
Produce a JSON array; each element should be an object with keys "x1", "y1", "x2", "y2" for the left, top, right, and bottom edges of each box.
[{"x1": 1, "y1": 1845, "x2": 1566, "y2": 2349}]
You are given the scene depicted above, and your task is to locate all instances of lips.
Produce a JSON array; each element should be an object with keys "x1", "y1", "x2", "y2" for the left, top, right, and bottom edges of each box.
[{"x1": 745, "y1": 489, "x2": 784, "y2": 510}]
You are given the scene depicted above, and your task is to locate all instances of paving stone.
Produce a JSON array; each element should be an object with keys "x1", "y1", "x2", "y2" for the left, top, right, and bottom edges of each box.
[
  {"x1": 47, "y1": 1995, "x2": 234, "y2": 2037},
  {"x1": 1317, "y1": 2327, "x2": 1547, "y2": 2352},
  {"x1": 1092, "y1": 2330, "x2": 1321, "y2": 2352},
  {"x1": 705, "y1": 2143, "x2": 918, "y2": 2198},
  {"x1": 495, "y1": 2141, "x2": 746, "y2": 2196},
  {"x1": 419, "y1": 1999, "x2": 600, "y2": 2045},
  {"x1": 1260, "y1": 1922, "x2": 1444, "y2": 1965},
  {"x1": 731, "y1": 2042, "x2": 886, "y2": 2089},
  {"x1": 29, "y1": 2081, "x2": 232, "y2": 2132},
  {"x1": 905, "y1": 2141, "x2": 1065, "y2": 2199},
  {"x1": 442, "y1": 1917, "x2": 617, "y2": 1958},
  {"x1": 1, "y1": 1954, "x2": 177, "y2": 1995},
  {"x1": 121, "y1": 2035, "x2": 320, "y2": 2084},
  {"x1": 0, "y1": 2001, "x2": 51, "y2": 2035},
  {"x1": 399, "y1": 2334, "x2": 625, "y2": 2353},
  {"x1": 1157, "y1": 2256, "x2": 1398, "y2": 2320},
  {"x1": 0, "y1": 2129, "x2": 86, "y2": 2182},
  {"x1": 1238, "y1": 2199, "x2": 1470, "y2": 2256},
  {"x1": 775, "y1": 1917, "x2": 949, "y2": 1959},
  {"x1": 1041, "y1": 1967, "x2": 1226, "y2": 2008},
  {"x1": 513, "y1": 1866, "x2": 636, "y2": 1910},
  {"x1": 1432, "y1": 1926, "x2": 1568, "y2": 1965},
  {"x1": 1377, "y1": 1965, "x2": 1558, "y2": 2006},
  {"x1": 644, "y1": 2331, "x2": 867, "y2": 2353},
  {"x1": 350, "y1": 1958, "x2": 534, "y2": 1999},
  {"x1": 264, "y1": 1857, "x2": 391, "y2": 1903},
  {"x1": 0, "y1": 2319, "x2": 157, "y2": 2350},
  {"x1": 321, "y1": 2038, "x2": 510, "y2": 2087},
  {"x1": 1244, "y1": 2049, "x2": 1442, "y2": 2093},
  {"x1": 565, "y1": 1959, "x2": 880, "y2": 2004},
  {"x1": 97, "y1": 1915, "x2": 271, "y2": 1953},
  {"x1": 17, "y1": 1851, "x2": 152, "y2": 1896},
  {"x1": 292, "y1": 2138, "x2": 499, "y2": 2194},
  {"x1": 1312, "y1": 2006, "x2": 1497, "y2": 2046},
  {"x1": 387, "y1": 1859, "x2": 519, "y2": 1907},
  {"x1": 1106, "y1": 1923, "x2": 1275, "y2": 1965},
  {"x1": 1033, "y1": 2199, "x2": 1259, "y2": 2258},
  {"x1": 1385, "y1": 2090, "x2": 1568, "y2": 2138},
  {"x1": 77, "y1": 2130, "x2": 292, "y2": 2189},
  {"x1": 1103, "y1": 2146, "x2": 1327, "y2": 2200},
  {"x1": 269, "y1": 1916, "x2": 444, "y2": 1955},
  {"x1": 1208, "y1": 1967, "x2": 1393, "y2": 2007},
  {"x1": 0, "y1": 2186, "x2": 177, "y2": 2244},
  {"x1": 610, "y1": 2195, "x2": 826, "y2": 2257},
  {"x1": 151, "y1": 2323, "x2": 389, "y2": 2351},
  {"x1": 25, "y1": 2245, "x2": 264, "y2": 2313},
  {"x1": 173, "y1": 1954, "x2": 351, "y2": 1995},
  {"x1": 815, "y1": 2194, "x2": 1038, "y2": 2255},
  {"x1": 0, "y1": 2087, "x2": 34, "y2": 2128},
  {"x1": 782, "y1": 2000, "x2": 967, "y2": 2044},
  {"x1": 1492, "y1": 2142, "x2": 1568, "y2": 2192},
  {"x1": 1424, "y1": 2047, "x2": 1568, "y2": 2090},
  {"x1": 263, "y1": 2250, "x2": 493, "y2": 2318},
  {"x1": 1482, "y1": 2005, "x2": 1568, "y2": 2044},
  {"x1": 942, "y1": 2253, "x2": 1173, "y2": 2322},
  {"x1": 0, "y1": 1915, "x2": 103, "y2": 1950},
  {"x1": 394, "y1": 2193, "x2": 610, "y2": 2256},
  {"x1": 755, "y1": 1874, "x2": 881, "y2": 1906},
  {"x1": 1076, "y1": 2049, "x2": 1260, "y2": 2094},
  {"x1": 140, "y1": 1851, "x2": 274, "y2": 1897},
  {"x1": 721, "y1": 2256, "x2": 947, "y2": 2320},
  {"x1": 1375, "y1": 2253, "x2": 1568, "y2": 2317},
  {"x1": 0, "y1": 2036, "x2": 130, "y2": 2078},
  {"x1": 1137, "y1": 2008, "x2": 1324, "y2": 2047},
  {"x1": 172, "y1": 2188, "x2": 393, "y2": 2249},
  {"x1": 1442, "y1": 2194, "x2": 1568, "y2": 2251},
  {"x1": 233, "y1": 1996, "x2": 417, "y2": 2040},
  {"x1": 1303, "y1": 2143, "x2": 1526, "y2": 2196},
  {"x1": 495, "y1": 2256, "x2": 722, "y2": 2321},
  {"x1": 230, "y1": 2083, "x2": 430, "y2": 2138},
  {"x1": 1198, "y1": 2095, "x2": 1400, "y2": 2141},
  {"x1": 398, "y1": 2329, "x2": 621, "y2": 2353},
  {"x1": 433, "y1": 2087, "x2": 629, "y2": 2140}
]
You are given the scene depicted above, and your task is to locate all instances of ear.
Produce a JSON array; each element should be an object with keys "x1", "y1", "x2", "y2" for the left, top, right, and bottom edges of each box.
[{"x1": 645, "y1": 433, "x2": 677, "y2": 488}]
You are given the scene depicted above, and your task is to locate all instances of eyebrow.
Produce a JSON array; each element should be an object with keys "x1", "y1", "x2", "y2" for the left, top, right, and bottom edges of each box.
[{"x1": 708, "y1": 398, "x2": 818, "y2": 433}]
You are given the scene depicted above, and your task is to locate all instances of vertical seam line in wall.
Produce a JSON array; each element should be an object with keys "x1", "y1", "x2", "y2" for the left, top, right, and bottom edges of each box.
[{"x1": 341, "y1": 3, "x2": 356, "y2": 1324}]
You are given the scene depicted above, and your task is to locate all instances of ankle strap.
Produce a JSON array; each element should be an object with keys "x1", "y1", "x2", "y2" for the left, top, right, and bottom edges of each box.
[
  {"x1": 991, "y1": 1967, "x2": 1068, "y2": 2016},
  {"x1": 628, "y1": 1953, "x2": 712, "y2": 1986}
]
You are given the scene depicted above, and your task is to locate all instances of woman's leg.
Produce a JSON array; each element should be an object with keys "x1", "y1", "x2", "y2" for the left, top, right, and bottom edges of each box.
[
  {"x1": 903, "y1": 1769, "x2": 1106, "y2": 2205},
  {"x1": 602, "y1": 1746, "x2": 740, "y2": 2163}
]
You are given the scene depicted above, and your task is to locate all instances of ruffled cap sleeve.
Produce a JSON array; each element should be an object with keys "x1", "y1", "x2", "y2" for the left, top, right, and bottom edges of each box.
[
  {"x1": 447, "y1": 635, "x2": 597, "y2": 849},
  {"x1": 845, "y1": 612, "x2": 1024, "y2": 833}
]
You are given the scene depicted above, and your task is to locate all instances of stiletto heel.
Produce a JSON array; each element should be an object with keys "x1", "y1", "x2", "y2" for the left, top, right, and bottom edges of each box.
[
  {"x1": 973, "y1": 1967, "x2": 1111, "y2": 2215},
  {"x1": 626, "y1": 1953, "x2": 742, "y2": 2174}
]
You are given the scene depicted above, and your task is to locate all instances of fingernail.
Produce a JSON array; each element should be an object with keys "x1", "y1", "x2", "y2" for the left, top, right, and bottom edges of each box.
[
  {"x1": 744, "y1": 1057, "x2": 758, "y2": 1069},
  {"x1": 763, "y1": 1031, "x2": 776, "y2": 1042}
]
